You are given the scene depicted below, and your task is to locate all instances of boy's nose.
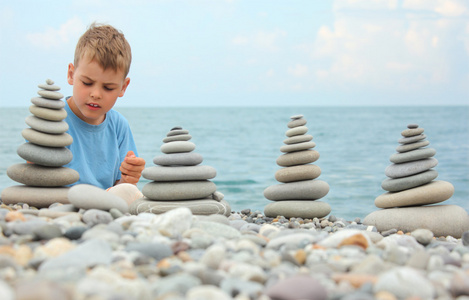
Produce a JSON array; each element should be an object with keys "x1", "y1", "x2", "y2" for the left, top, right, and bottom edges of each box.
[{"x1": 90, "y1": 89, "x2": 102, "y2": 100}]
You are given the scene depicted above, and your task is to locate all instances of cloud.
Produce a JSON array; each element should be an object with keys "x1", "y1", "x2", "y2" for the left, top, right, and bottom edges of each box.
[
  {"x1": 334, "y1": 0, "x2": 398, "y2": 10},
  {"x1": 231, "y1": 29, "x2": 287, "y2": 52},
  {"x1": 288, "y1": 64, "x2": 309, "y2": 77},
  {"x1": 231, "y1": 35, "x2": 248, "y2": 45},
  {"x1": 403, "y1": 0, "x2": 468, "y2": 17},
  {"x1": 311, "y1": 0, "x2": 469, "y2": 90},
  {"x1": 26, "y1": 17, "x2": 85, "y2": 50},
  {"x1": 0, "y1": 6, "x2": 14, "y2": 27}
]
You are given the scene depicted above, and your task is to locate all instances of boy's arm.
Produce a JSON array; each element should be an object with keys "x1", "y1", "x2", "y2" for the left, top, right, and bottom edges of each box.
[{"x1": 116, "y1": 151, "x2": 145, "y2": 185}]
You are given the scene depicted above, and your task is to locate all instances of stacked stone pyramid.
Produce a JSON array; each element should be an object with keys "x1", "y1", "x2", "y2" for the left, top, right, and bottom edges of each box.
[
  {"x1": 263, "y1": 115, "x2": 331, "y2": 219},
  {"x1": 129, "y1": 126, "x2": 231, "y2": 216},
  {"x1": 364, "y1": 124, "x2": 469, "y2": 238},
  {"x1": 1, "y1": 79, "x2": 79, "y2": 207}
]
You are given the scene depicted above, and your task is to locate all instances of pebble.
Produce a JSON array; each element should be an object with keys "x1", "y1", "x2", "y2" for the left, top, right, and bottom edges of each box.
[
  {"x1": 364, "y1": 204, "x2": 469, "y2": 238},
  {"x1": 29, "y1": 105, "x2": 67, "y2": 121},
  {"x1": 7, "y1": 163, "x2": 79, "y2": 187},
  {"x1": 31, "y1": 96, "x2": 65, "y2": 109},
  {"x1": 375, "y1": 180, "x2": 454, "y2": 208},
  {"x1": 160, "y1": 141, "x2": 196, "y2": 154},
  {"x1": 276, "y1": 149, "x2": 320, "y2": 167},
  {"x1": 264, "y1": 179, "x2": 330, "y2": 200},
  {"x1": 21, "y1": 128, "x2": 73, "y2": 147},
  {"x1": 384, "y1": 157, "x2": 438, "y2": 178},
  {"x1": 68, "y1": 184, "x2": 129, "y2": 214},
  {"x1": 142, "y1": 180, "x2": 217, "y2": 200},
  {"x1": 275, "y1": 164, "x2": 321, "y2": 182},
  {"x1": 153, "y1": 152, "x2": 203, "y2": 166},
  {"x1": 0, "y1": 203, "x2": 466, "y2": 298},
  {"x1": 17, "y1": 142, "x2": 73, "y2": 167},
  {"x1": 24, "y1": 115, "x2": 69, "y2": 134},
  {"x1": 142, "y1": 165, "x2": 217, "y2": 181}
]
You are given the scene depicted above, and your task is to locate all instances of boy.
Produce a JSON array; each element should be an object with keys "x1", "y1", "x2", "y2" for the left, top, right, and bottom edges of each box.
[{"x1": 64, "y1": 23, "x2": 145, "y2": 203}]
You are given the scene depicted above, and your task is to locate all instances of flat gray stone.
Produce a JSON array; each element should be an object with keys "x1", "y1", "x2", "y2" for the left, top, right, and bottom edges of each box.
[
  {"x1": 285, "y1": 126, "x2": 308, "y2": 137},
  {"x1": 142, "y1": 165, "x2": 216, "y2": 181},
  {"x1": 29, "y1": 105, "x2": 67, "y2": 121},
  {"x1": 264, "y1": 179, "x2": 329, "y2": 200},
  {"x1": 280, "y1": 141, "x2": 316, "y2": 153},
  {"x1": 287, "y1": 118, "x2": 306, "y2": 128},
  {"x1": 160, "y1": 141, "x2": 196, "y2": 154},
  {"x1": 385, "y1": 158, "x2": 438, "y2": 178},
  {"x1": 25, "y1": 115, "x2": 69, "y2": 134},
  {"x1": 1, "y1": 185, "x2": 70, "y2": 207},
  {"x1": 264, "y1": 200, "x2": 331, "y2": 219},
  {"x1": 22, "y1": 128, "x2": 73, "y2": 147},
  {"x1": 167, "y1": 129, "x2": 189, "y2": 136},
  {"x1": 17, "y1": 143, "x2": 72, "y2": 167},
  {"x1": 375, "y1": 180, "x2": 454, "y2": 208},
  {"x1": 363, "y1": 204, "x2": 469, "y2": 238},
  {"x1": 401, "y1": 127, "x2": 424, "y2": 137},
  {"x1": 396, "y1": 140, "x2": 430, "y2": 153},
  {"x1": 142, "y1": 180, "x2": 217, "y2": 200},
  {"x1": 68, "y1": 184, "x2": 129, "y2": 213},
  {"x1": 290, "y1": 114, "x2": 303, "y2": 119},
  {"x1": 398, "y1": 134, "x2": 426, "y2": 144},
  {"x1": 283, "y1": 134, "x2": 313, "y2": 145},
  {"x1": 7, "y1": 163, "x2": 79, "y2": 187},
  {"x1": 163, "y1": 134, "x2": 192, "y2": 143},
  {"x1": 129, "y1": 198, "x2": 231, "y2": 217},
  {"x1": 381, "y1": 169, "x2": 438, "y2": 192},
  {"x1": 390, "y1": 148, "x2": 436, "y2": 163},
  {"x1": 276, "y1": 150, "x2": 319, "y2": 167},
  {"x1": 38, "y1": 239, "x2": 112, "y2": 277},
  {"x1": 275, "y1": 164, "x2": 321, "y2": 183},
  {"x1": 153, "y1": 152, "x2": 203, "y2": 166},
  {"x1": 38, "y1": 83, "x2": 61, "y2": 91},
  {"x1": 31, "y1": 97, "x2": 65, "y2": 109},
  {"x1": 37, "y1": 90, "x2": 63, "y2": 100}
]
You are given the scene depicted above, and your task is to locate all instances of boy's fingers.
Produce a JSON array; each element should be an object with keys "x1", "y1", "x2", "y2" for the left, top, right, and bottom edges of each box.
[{"x1": 124, "y1": 156, "x2": 145, "y2": 166}]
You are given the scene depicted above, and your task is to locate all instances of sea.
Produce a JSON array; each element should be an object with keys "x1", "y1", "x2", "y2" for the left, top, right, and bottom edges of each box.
[{"x1": 1, "y1": 106, "x2": 468, "y2": 221}]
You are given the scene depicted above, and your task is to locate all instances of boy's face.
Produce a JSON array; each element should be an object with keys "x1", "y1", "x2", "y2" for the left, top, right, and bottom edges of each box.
[{"x1": 67, "y1": 57, "x2": 130, "y2": 125}]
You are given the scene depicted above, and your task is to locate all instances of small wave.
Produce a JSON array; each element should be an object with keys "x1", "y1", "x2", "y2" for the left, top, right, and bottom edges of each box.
[{"x1": 213, "y1": 179, "x2": 257, "y2": 185}]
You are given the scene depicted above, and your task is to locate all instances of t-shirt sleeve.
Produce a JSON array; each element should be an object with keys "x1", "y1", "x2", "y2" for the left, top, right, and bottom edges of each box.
[{"x1": 115, "y1": 113, "x2": 139, "y2": 181}]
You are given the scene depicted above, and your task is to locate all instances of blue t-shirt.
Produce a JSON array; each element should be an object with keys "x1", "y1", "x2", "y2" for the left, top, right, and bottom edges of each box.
[{"x1": 64, "y1": 100, "x2": 138, "y2": 189}]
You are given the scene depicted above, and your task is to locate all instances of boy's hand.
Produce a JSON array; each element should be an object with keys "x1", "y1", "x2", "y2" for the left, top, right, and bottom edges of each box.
[{"x1": 118, "y1": 151, "x2": 145, "y2": 185}]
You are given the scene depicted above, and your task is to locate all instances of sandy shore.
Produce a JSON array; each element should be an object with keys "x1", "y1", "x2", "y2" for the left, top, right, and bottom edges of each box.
[{"x1": 0, "y1": 202, "x2": 468, "y2": 300}]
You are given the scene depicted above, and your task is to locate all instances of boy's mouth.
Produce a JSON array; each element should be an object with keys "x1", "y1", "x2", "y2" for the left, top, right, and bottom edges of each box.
[{"x1": 87, "y1": 103, "x2": 101, "y2": 110}]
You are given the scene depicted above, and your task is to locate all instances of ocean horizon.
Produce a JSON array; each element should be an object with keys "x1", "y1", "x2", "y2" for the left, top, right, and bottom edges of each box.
[{"x1": 1, "y1": 105, "x2": 468, "y2": 220}]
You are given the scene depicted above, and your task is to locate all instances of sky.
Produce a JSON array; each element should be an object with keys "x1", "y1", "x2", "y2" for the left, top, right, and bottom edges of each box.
[{"x1": 0, "y1": 0, "x2": 468, "y2": 107}]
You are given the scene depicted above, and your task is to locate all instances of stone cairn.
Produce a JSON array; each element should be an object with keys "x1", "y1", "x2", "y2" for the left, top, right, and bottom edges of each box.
[
  {"x1": 1, "y1": 79, "x2": 79, "y2": 207},
  {"x1": 263, "y1": 115, "x2": 331, "y2": 219},
  {"x1": 129, "y1": 126, "x2": 231, "y2": 216},
  {"x1": 364, "y1": 124, "x2": 469, "y2": 238}
]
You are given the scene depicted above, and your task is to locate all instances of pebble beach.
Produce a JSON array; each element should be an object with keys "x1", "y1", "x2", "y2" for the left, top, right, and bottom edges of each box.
[{"x1": 0, "y1": 201, "x2": 469, "y2": 300}]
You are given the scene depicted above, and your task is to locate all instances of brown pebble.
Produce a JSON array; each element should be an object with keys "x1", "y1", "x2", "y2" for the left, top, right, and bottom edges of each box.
[
  {"x1": 294, "y1": 249, "x2": 307, "y2": 265},
  {"x1": 177, "y1": 251, "x2": 193, "y2": 262},
  {"x1": 157, "y1": 258, "x2": 171, "y2": 269},
  {"x1": 332, "y1": 273, "x2": 378, "y2": 288},
  {"x1": 375, "y1": 291, "x2": 398, "y2": 300},
  {"x1": 338, "y1": 234, "x2": 369, "y2": 250},
  {"x1": 119, "y1": 269, "x2": 138, "y2": 279},
  {"x1": 5, "y1": 211, "x2": 26, "y2": 222}
]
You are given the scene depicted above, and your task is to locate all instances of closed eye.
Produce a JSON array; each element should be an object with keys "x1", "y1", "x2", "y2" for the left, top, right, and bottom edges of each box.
[{"x1": 82, "y1": 81, "x2": 92, "y2": 86}]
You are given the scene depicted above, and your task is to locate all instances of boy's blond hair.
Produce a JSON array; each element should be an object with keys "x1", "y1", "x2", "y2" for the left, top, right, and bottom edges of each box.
[{"x1": 74, "y1": 23, "x2": 132, "y2": 78}]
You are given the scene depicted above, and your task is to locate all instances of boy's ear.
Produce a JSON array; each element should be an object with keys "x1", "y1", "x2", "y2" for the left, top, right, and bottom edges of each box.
[
  {"x1": 119, "y1": 77, "x2": 130, "y2": 98},
  {"x1": 67, "y1": 63, "x2": 75, "y2": 85}
]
